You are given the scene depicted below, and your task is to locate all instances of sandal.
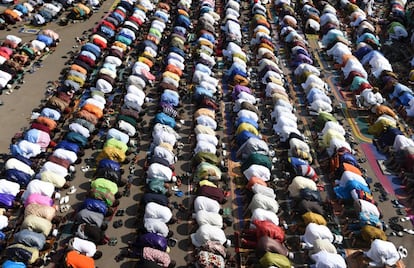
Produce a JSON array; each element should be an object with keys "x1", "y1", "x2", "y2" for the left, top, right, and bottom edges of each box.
[
  {"x1": 113, "y1": 220, "x2": 123, "y2": 228},
  {"x1": 389, "y1": 216, "x2": 400, "y2": 224},
  {"x1": 390, "y1": 223, "x2": 404, "y2": 232},
  {"x1": 400, "y1": 216, "x2": 411, "y2": 222},
  {"x1": 174, "y1": 190, "x2": 184, "y2": 197},
  {"x1": 60, "y1": 204, "x2": 71, "y2": 213},
  {"x1": 115, "y1": 254, "x2": 124, "y2": 262},
  {"x1": 81, "y1": 165, "x2": 90, "y2": 172},
  {"x1": 358, "y1": 158, "x2": 367, "y2": 163},
  {"x1": 123, "y1": 189, "x2": 130, "y2": 197},
  {"x1": 394, "y1": 203, "x2": 405, "y2": 208},
  {"x1": 168, "y1": 238, "x2": 177, "y2": 247},
  {"x1": 116, "y1": 209, "x2": 125, "y2": 217},
  {"x1": 404, "y1": 228, "x2": 414, "y2": 235},
  {"x1": 67, "y1": 186, "x2": 77, "y2": 195},
  {"x1": 108, "y1": 237, "x2": 118, "y2": 246},
  {"x1": 374, "y1": 182, "x2": 383, "y2": 189},
  {"x1": 171, "y1": 202, "x2": 179, "y2": 209},
  {"x1": 171, "y1": 186, "x2": 179, "y2": 192}
]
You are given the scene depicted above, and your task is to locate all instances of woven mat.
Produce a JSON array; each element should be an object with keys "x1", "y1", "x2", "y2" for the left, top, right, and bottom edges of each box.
[
  {"x1": 345, "y1": 249, "x2": 405, "y2": 268},
  {"x1": 19, "y1": 27, "x2": 40, "y2": 34},
  {"x1": 228, "y1": 160, "x2": 241, "y2": 182},
  {"x1": 377, "y1": 159, "x2": 393, "y2": 176}
]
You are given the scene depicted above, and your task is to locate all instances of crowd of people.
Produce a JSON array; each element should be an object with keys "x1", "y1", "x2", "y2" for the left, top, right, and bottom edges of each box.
[
  {"x1": 0, "y1": 30, "x2": 59, "y2": 97},
  {"x1": 0, "y1": 0, "x2": 96, "y2": 29},
  {"x1": 282, "y1": 0, "x2": 411, "y2": 266},
  {"x1": 187, "y1": 0, "x2": 234, "y2": 266},
  {"x1": 234, "y1": 0, "x2": 347, "y2": 266},
  {"x1": 0, "y1": 2, "x2": 31, "y2": 28},
  {"x1": 1, "y1": 0, "x2": 414, "y2": 266},
  {"x1": 118, "y1": 0, "x2": 235, "y2": 266},
  {"x1": 229, "y1": 0, "x2": 413, "y2": 266},
  {"x1": 0, "y1": 0, "x2": 162, "y2": 266},
  {"x1": 236, "y1": 0, "x2": 300, "y2": 266},
  {"x1": 116, "y1": 0, "x2": 190, "y2": 266}
]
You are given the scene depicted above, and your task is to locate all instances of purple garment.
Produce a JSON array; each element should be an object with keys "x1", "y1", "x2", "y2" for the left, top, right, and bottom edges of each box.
[
  {"x1": 134, "y1": 233, "x2": 168, "y2": 252},
  {"x1": 0, "y1": 193, "x2": 15, "y2": 209},
  {"x1": 294, "y1": 54, "x2": 313, "y2": 65},
  {"x1": 232, "y1": 85, "x2": 251, "y2": 100}
]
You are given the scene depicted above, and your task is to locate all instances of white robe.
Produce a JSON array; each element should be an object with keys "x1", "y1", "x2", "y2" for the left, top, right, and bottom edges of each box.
[
  {"x1": 146, "y1": 163, "x2": 173, "y2": 182},
  {"x1": 302, "y1": 223, "x2": 334, "y2": 248},
  {"x1": 321, "y1": 121, "x2": 345, "y2": 136},
  {"x1": 365, "y1": 239, "x2": 401, "y2": 266},
  {"x1": 250, "y1": 208, "x2": 279, "y2": 226},
  {"x1": 288, "y1": 176, "x2": 317, "y2": 197},
  {"x1": 194, "y1": 196, "x2": 221, "y2": 213},
  {"x1": 251, "y1": 184, "x2": 276, "y2": 199},
  {"x1": 294, "y1": 63, "x2": 320, "y2": 77},
  {"x1": 311, "y1": 251, "x2": 347, "y2": 268},
  {"x1": 194, "y1": 140, "x2": 217, "y2": 155},
  {"x1": 153, "y1": 146, "x2": 176, "y2": 165},
  {"x1": 243, "y1": 164, "x2": 271, "y2": 182},
  {"x1": 144, "y1": 202, "x2": 172, "y2": 223},
  {"x1": 248, "y1": 193, "x2": 279, "y2": 213},
  {"x1": 194, "y1": 210, "x2": 223, "y2": 228},
  {"x1": 191, "y1": 224, "x2": 227, "y2": 248},
  {"x1": 21, "y1": 179, "x2": 55, "y2": 200},
  {"x1": 196, "y1": 115, "x2": 217, "y2": 130}
]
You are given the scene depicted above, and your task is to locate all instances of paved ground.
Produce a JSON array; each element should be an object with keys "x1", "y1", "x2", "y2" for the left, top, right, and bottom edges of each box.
[
  {"x1": 0, "y1": 1, "x2": 152, "y2": 267},
  {"x1": 0, "y1": 2, "x2": 114, "y2": 150},
  {"x1": 0, "y1": 1, "x2": 235, "y2": 267},
  {"x1": 0, "y1": 0, "x2": 414, "y2": 267}
]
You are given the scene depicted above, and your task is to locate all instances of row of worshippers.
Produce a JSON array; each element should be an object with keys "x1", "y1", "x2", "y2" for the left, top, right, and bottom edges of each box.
[
  {"x1": 384, "y1": 0, "x2": 410, "y2": 43},
  {"x1": 330, "y1": 0, "x2": 414, "y2": 207},
  {"x1": 312, "y1": 0, "x2": 409, "y2": 266},
  {"x1": 0, "y1": 27, "x2": 89, "y2": 266},
  {"x1": 31, "y1": 1, "x2": 66, "y2": 26},
  {"x1": 0, "y1": 25, "x2": 96, "y2": 268},
  {"x1": 276, "y1": 0, "x2": 410, "y2": 266},
  {"x1": 229, "y1": 2, "x2": 296, "y2": 268},
  {"x1": 326, "y1": 0, "x2": 414, "y2": 122},
  {"x1": 0, "y1": 31, "x2": 59, "y2": 91},
  {"x1": 323, "y1": 0, "x2": 398, "y2": 117},
  {"x1": 119, "y1": 1, "x2": 190, "y2": 267},
  {"x1": 66, "y1": 0, "x2": 156, "y2": 267},
  {"x1": 0, "y1": 2, "x2": 33, "y2": 27},
  {"x1": 276, "y1": 1, "x2": 369, "y2": 266},
  {"x1": 356, "y1": 0, "x2": 414, "y2": 191},
  {"x1": 273, "y1": 2, "x2": 347, "y2": 266},
  {"x1": 279, "y1": 1, "x2": 405, "y2": 266},
  {"x1": 338, "y1": 0, "x2": 414, "y2": 208},
  {"x1": 189, "y1": 0, "x2": 233, "y2": 267},
  {"x1": 1, "y1": 0, "x2": 148, "y2": 267}
]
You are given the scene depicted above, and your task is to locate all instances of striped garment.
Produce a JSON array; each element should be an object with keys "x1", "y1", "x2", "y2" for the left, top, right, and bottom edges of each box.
[{"x1": 160, "y1": 102, "x2": 178, "y2": 118}]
